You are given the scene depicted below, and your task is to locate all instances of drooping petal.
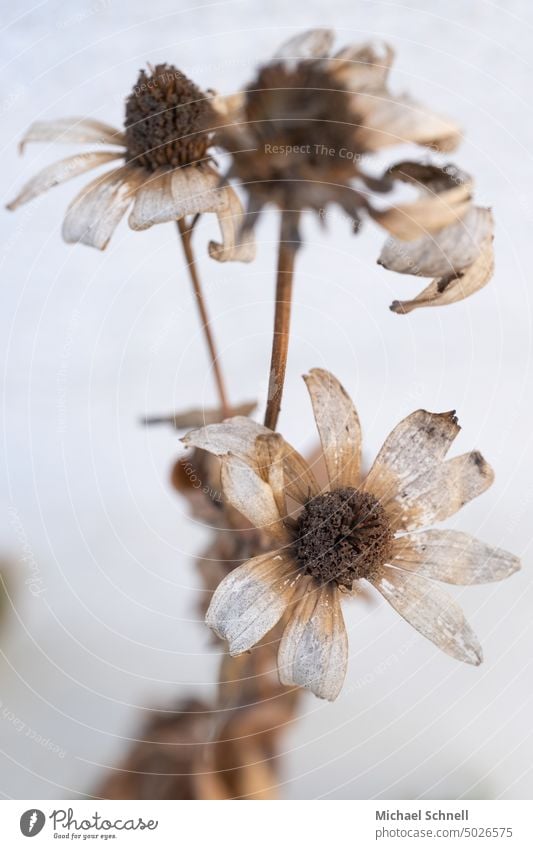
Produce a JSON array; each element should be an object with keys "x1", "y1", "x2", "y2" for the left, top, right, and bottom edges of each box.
[
  {"x1": 128, "y1": 164, "x2": 227, "y2": 230},
  {"x1": 278, "y1": 582, "x2": 348, "y2": 700},
  {"x1": 386, "y1": 451, "x2": 494, "y2": 531},
  {"x1": 182, "y1": 418, "x2": 319, "y2": 505},
  {"x1": 62, "y1": 166, "x2": 144, "y2": 250},
  {"x1": 391, "y1": 529, "x2": 521, "y2": 584},
  {"x1": 378, "y1": 206, "x2": 493, "y2": 279},
  {"x1": 19, "y1": 117, "x2": 126, "y2": 152},
  {"x1": 390, "y1": 237, "x2": 494, "y2": 314},
  {"x1": 370, "y1": 565, "x2": 482, "y2": 665},
  {"x1": 362, "y1": 409, "x2": 460, "y2": 511},
  {"x1": 208, "y1": 183, "x2": 256, "y2": 263},
  {"x1": 206, "y1": 549, "x2": 302, "y2": 655},
  {"x1": 329, "y1": 41, "x2": 394, "y2": 91},
  {"x1": 6, "y1": 151, "x2": 123, "y2": 210},
  {"x1": 357, "y1": 93, "x2": 461, "y2": 152},
  {"x1": 370, "y1": 162, "x2": 473, "y2": 241},
  {"x1": 220, "y1": 455, "x2": 289, "y2": 543},
  {"x1": 304, "y1": 368, "x2": 362, "y2": 489},
  {"x1": 273, "y1": 29, "x2": 334, "y2": 63}
]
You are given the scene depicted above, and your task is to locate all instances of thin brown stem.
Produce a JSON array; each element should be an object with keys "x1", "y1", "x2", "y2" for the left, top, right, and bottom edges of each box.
[
  {"x1": 177, "y1": 218, "x2": 230, "y2": 418},
  {"x1": 263, "y1": 210, "x2": 301, "y2": 431}
]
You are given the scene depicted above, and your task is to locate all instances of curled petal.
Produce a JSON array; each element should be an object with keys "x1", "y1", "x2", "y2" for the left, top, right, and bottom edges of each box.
[
  {"x1": 390, "y1": 237, "x2": 494, "y2": 314},
  {"x1": 221, "y1": 455, "x2": 289, "y2": 543},
  {"x1": 370, "y1": 565, "x2": 482, "y2": 665},
  {"x1": 183, "y1": 417, "x2": 319, "y2": 505},
  {"x1": 62, "y1": 166, "x2": 143, "y2": 250},
  {"x1": 6, "y1": 151, "x2": 123, "y2": 210},
  {"x1": 386, "y1": 451, "x2": 494, "y2": 531},
  {"x1": 128, "y1": 164, "x2": 227, "y2": 230},
  {"x1": 378, "y1": 205, "x2": 493, "y2": 279},
  {"x1": 19, "y1": 117, "x2": 125, "y2": 152},
  {"x1": 206, "y1": 550, "x2": 302, "y2": 655},
  {"x1": 391, "y1": 529, "x2": 521, "y2": 585},
  {"x1": 329, "y1": 41, "x2": 394, "y2": 90},
  {"x1": 357, "y1": 93, "x2": 461, "y2": 152},
  {"x1": 278, "y1": 582, "x2": 348, "y2": 700},
  {"x1": 371, "y1": 162, "x2": 473, "y2": 241},
  {"x1": 273, "y1": 28, "x2": 334, "y2": 63},
  {"x1": 208, "y1": 183, "x2": 256, "y2": 263},
  {"x1": 363, "y1": 409, "x2": 460, "y2": 509},
  {"x1": 304, "y1": 368, "x2": 362, "y2": 489}
]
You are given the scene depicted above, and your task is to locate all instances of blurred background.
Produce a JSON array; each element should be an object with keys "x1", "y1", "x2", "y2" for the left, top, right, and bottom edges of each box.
[{"x1": 1, "y1": 0, "x2": 532, "y2": 799}]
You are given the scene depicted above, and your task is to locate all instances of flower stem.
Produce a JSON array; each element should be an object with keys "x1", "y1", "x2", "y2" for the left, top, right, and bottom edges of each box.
[
  {"x1": 263, "y1": 210, "x2": 301, "y2": 431},
  {"x1": 177, "y1": 218, "x2": 230, "y2": 418}
]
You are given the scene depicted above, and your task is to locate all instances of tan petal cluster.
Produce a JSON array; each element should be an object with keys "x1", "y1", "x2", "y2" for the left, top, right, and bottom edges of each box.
[{"x1": 183, "y1": 369, "x2": 519, "y2": 701}]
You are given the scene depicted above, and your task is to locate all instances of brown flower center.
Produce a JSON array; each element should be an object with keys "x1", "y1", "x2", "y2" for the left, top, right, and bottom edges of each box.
[
  {"x1": 124, "y1": 64, "x2": 214, "y2": 171},
  {"x1": 294, "y1": 488, "x2": 393, "y2": 589}
]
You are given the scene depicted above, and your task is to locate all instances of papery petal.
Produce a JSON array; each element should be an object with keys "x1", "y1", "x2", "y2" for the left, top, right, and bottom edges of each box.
[
  {"x1": 273, "y1": 29, "x2": 334, "y2": 63},
  {"x1": 378, "y1": 206, "x2": 493, "y2": 279},
  {"x1": 370, "y1": 565, "x2": 482, "y2": 665},
  {"x1": 390, "y1": 237, "x2": 494, "y2": 314},
  {"x1": 6, "y1": 151, "x2": 123, "y2": 210},
  {"x1": 391, "y1": 529, "x2": 521, "y2": 584},
  {"x1": 19, "y1": 117, "x2": 125, "y2": 152},
  {"x1": 182, "y1": 418, "x2": 319, "y2": 505},
  {"x1": 208, "y1": 183, "x2": 256, "y2": 263},
  {"x1": 304, "y1": 368, "x2": 362, "y2": 489},
  {"x1": 206, "y1": 549, "x2": 302, "y2": 655},
  {"x1": 62, "y1": 166, "x2": 143, "y2": 250},
  {"x1": 386, "y1": 451, "x2": 494, "y2": 531},
  {"x1": 221, "y1": 455, "x2": 289, "y2": 543},
  {"x1": 357, "y1": 93, "x2": 461, "y2": 152},
  {"x1": 255, "y1": 433, "x2": 287, "y2": 518},
  {"x1": 370, "y1": 162, "x2": 473, "y2": 241},
  {"x1": 278, "y1": 582, "x2": 348, "y2": 700},
  {"x1": 329, "y1": 41, "x2": 394, "y2": 90},
  {"x1": 128, "y1": 164, "x2": 227, "y2": 230},
  {"x1": 363, "y1": 409, "x2": 460, "y2": 510}
]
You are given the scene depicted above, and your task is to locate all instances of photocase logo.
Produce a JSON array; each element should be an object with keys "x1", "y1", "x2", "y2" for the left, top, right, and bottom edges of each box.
[{"x1": 20, "y1": 809, "x2": 45, "y2": 837}]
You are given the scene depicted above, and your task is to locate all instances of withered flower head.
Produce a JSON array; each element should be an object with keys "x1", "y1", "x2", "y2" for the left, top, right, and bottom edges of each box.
[
  {"x1": 7, "y1": 63, "x2": 254, "y2": 260},
  {"x1": 214, "y1": 29, "x2": 494, "y2": 311},
  {"x1": 183, "y1": 369, "x2": 520, "y2": 701}
]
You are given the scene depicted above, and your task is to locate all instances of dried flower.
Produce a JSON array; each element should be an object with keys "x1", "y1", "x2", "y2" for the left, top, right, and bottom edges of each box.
[
  {"x1": 183, "y1": 368, "x2": 520, "y2": 700},
  {"x1": 7, "y1": 64, "x2": 253, "y2": 260},
  {"x1": 214, "y1": 29, "x2": 493, "y2": 311}
]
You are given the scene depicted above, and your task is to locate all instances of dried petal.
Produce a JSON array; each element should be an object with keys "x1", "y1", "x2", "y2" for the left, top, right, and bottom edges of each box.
[
  {"x1": 208, "y1": 183, "x2": 256, "y2": 263},
  {"x1": 363, "y1": 409, "x2": 460, "y2": 513},
  {"x1": 6, "y1": 151, "x2": 123, "y2": 210},
  {"x1": 62, "y1": 166, "x2": 143, "y2": 250},
  {"x1": 221, "y1": 455, "x2": 289, "y2": 543},
  {"x1": 206, "y1": 549, "x2": 301, "y2": 655},
  {"x1": 357, "y1": 93, "x2": 461, "y2": 152},
  {"x1": 19, "y1": 117, "x2": 126, "y2": 152},
  {"x1": 378, "y1": 206, "x2": 493, "y2": 279},
  {"x1": 370, "y1": 565, "x2": 482, "y2": 665},
  {"x1": 182, "y1": 418, "x2": 319, "y2": 505},
  {"x1": 386, "y1": 451, "x2": 494, "y2": 531},
  {"x1": 304, "y1": 368, "x2": 361, "y2": 489},
  {"x1": 371, "y1": 162, "x2": 472, "y2": 241},
  {"x1": 390, "y1": 237, "x2": 494, "y2": 314},
  {"x1": 255, "y1": 433, "x2": 287, "y2": 517},
  {"x1": 391, "y1": 529, "x2": 521, "y2": 584},
  {"x1": 278, "y1": 582, "x2": 348, "y2": 700},
  {"x1": 129, "y1": 164, "x2": 226, "y2": 231},
  {"x1": 330, "y1": 41, "x2": 394, "y2": 90},
  {"x1": 273, "y1": 29, "x2": 334, "y2": 63}
]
